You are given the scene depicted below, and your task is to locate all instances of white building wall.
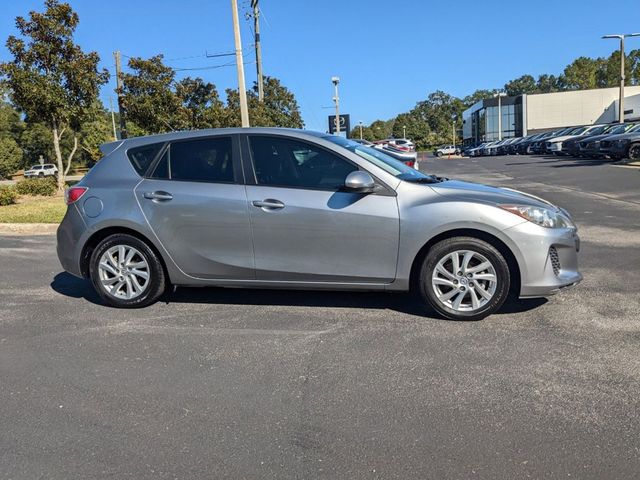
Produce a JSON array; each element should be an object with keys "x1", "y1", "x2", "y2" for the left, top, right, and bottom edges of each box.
[{"x1": 526, "y1": 86, "x2": 640, "y2": 131}]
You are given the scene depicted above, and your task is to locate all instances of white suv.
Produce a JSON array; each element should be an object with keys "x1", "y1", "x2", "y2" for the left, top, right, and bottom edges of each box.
[
  {"x1": 24, "y1": 164, "x2": 58, "y2": 178},
  {"x1": 433, "y1": 145, "x2": 461, "y2": 157}
]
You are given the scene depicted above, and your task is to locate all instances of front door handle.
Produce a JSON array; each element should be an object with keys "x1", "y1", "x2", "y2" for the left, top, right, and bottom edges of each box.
[
  {"x1": 143, "y1": 191, "x2": 173, "y2": 202},
  {"x1": 252, "y1": 199, "x2": 285, "y2": 210}
]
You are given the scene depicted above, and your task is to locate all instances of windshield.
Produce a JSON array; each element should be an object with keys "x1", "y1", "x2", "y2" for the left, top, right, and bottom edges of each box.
[{"x1": 324, "y1": 135, "x2": 437, "y2": 182}]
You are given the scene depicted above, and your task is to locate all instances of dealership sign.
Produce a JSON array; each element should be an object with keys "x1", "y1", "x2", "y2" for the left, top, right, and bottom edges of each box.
[{"x1": 328, "y1": 114, "x2": 350, "y2": 136}]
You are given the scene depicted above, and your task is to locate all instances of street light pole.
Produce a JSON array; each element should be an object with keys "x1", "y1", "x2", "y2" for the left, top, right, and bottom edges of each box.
[
  {"x1": 332, "y1": 76, "x2": 340, "y2": 135},
  {"x1": 403, "y1": 125, "x2": 406, "y2": 139},
  {"x1": 359, "y1": 121, "x2": 363, "y2": 140},
  {"x1": 603, "y1": 33, "x2": 640, "y2": 123},
  {"x1": 231, "y1": 0, "x2": 250, "y2": 127},
  {"x1": 494, "y1": 91, "x2": 507, "y2": 141}
]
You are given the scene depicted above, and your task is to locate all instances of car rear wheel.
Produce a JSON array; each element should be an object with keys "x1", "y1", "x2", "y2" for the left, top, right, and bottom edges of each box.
[
  {"x1": 418, "y1": 237, "x2": 511, "y2": 321},
  {"x1": 89, "y1": 233, "x2": 166, "y2": 308},
  {"x1": 436, "y1": 152, "x2": 443, "y2": 157},
  {"x1": 628, "y1": 143, "x2": 640, "y2": 161}
]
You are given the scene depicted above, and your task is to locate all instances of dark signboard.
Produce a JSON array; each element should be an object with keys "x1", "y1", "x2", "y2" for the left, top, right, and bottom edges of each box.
[{"x1": 328, "y1": 114, "x2": 350, "y2": 136}]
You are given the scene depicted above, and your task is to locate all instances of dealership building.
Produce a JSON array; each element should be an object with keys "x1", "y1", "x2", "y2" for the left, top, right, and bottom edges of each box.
[{"x1": 462, "y1": 86, "x2": 640, "y2": 145}]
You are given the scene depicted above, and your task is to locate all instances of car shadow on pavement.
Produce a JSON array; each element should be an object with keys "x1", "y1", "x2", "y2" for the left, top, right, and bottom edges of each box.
[
  {"x1": 51, "y1": 272, "x2": 547, "y2": 320},
  {"x1": 51, "y1": 272, "x2": 103, "y2": 303}
]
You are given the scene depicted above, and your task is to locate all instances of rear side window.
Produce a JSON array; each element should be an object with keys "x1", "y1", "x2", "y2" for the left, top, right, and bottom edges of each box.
[
  {"x1": 150, "y1": 137, "x2": 234, "y2": 183},
  {"x1": 127, "y1": 143, "x2": 163, "y2": 176}
]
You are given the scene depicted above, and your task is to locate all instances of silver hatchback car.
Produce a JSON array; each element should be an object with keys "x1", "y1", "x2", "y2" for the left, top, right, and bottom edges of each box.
[{"x1": 57, "y1": 128, "x2": 582, "y2": 320}]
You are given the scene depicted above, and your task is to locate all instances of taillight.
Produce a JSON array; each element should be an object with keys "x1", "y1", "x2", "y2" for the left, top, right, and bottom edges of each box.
[
  {"x1": 65, "y1": 186, "x2": 88, "y2": 205},
  {"x1": 404, "y1": 161, "x2": 415, "y2": 167}
]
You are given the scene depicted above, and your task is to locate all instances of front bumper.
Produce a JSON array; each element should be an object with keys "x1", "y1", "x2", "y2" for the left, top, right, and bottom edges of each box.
[
  {"x1": 599, "y1": 141, "x2": 629, "y2": 158},
  {"x1": 503, "y1": 221, "x2": 582, "y2": 298}
]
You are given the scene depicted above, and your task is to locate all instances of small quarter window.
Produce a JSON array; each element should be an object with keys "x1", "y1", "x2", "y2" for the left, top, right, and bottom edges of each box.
[{"x1": 127, "y1": 143, "x2": 163, "y2": 176}]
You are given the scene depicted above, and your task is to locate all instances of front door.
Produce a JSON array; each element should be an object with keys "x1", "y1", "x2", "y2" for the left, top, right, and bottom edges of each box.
[
  {"x1": 135, "y1": 135, "x2": 254, "y2": 280},
  {"x1": 243, "y1": 134, "x2": 399, "y2": 283}
]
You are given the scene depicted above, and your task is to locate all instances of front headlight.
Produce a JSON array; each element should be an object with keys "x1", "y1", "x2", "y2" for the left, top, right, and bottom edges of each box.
[{"x1": 499, "y1": 205, "x2": 575, "y2": 229}]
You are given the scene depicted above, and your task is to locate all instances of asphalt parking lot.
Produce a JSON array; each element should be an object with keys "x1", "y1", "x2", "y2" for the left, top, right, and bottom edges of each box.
[{"x1": 1, "y1": 154, "x2": 639, "y2": 479}]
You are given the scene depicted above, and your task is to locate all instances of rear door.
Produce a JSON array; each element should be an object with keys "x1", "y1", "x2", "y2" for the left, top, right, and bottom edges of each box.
[
  {"x1": 134, "y1": 135, "x2": 254, "y2": 280},
  {"x1": 242, "y1": 134, "x2": 400, "y2": 283}
]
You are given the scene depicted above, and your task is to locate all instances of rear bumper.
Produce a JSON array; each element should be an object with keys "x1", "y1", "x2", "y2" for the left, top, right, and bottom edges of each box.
[
  {"x1": 503, "y1": 222, "x2": 582, "y2": 298},
  {"x1": 56, "y1": 204, "x2": 87, "y2": 278}
]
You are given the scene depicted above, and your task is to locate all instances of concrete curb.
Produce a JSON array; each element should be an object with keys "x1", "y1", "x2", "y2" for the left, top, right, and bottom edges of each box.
[{"x1": 0, "y1": 223, "x2": 58, "y2": 236}]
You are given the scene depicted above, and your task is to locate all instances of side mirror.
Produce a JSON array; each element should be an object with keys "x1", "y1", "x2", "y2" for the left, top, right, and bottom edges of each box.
[{"x1": 345, "y1": 171, "x2": 375, "y2": 192}]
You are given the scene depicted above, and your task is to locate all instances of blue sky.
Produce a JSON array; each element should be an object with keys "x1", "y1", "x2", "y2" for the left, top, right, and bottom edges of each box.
[{"x1": 2, "y1": 0, "x2": 640, "y2": 132}]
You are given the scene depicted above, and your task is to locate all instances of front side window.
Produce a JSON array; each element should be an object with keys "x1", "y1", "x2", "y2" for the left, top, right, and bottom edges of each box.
[
  {"x1": 151, "y1": 137, "x2": 234, "y2": 183},
  {"x1": 248, "y1": 136, "x2": 357, "y2": 190}
]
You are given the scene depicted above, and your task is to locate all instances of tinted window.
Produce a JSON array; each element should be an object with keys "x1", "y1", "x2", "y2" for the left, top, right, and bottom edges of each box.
[
  {"x1": 127, "y1": 143, "x2": 163, "y2": 176},
  {"x1": 249, "y1": 136, "x2": 357, "y2": 190},
  {"x1": 151, "y1": 137, "x2": 234, "y2": 183}
]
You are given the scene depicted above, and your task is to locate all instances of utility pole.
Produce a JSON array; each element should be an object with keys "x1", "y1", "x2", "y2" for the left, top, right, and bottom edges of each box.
[
  {"x1": 251, "y1": 0, "x2": 264, "y2": 102},
  {"x1": 359, "y1": 121, "x2": 363, "y2": 140},
  {"x1": 603, "y1": 33, "x2": 640, "y2": 123},
  {"x1": 403, "y1": 125, "x2": 406, "y2": 139},
  {"x1": 332, "y1": 76, "x2": 340, "y2": 135},
  {"x1": 113, "y1": 50, "x2": 127, "y2": 138},
  {"x1": 231, "y1": 0, "x2": 250, "y2": 127},
  {"x1": 109, "y1": 97, "x2": 117, "y2": 141}
]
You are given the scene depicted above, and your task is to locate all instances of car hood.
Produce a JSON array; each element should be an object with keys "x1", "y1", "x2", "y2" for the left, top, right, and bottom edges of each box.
[
  {"x1": 547, "y1": 134, "x2": 582, "y2": 143},
  {"x1": 578, "y1": 133, "x2": 613, "y2": 144},
  {"x1": 430, "y1": 180, "x2": 555, "y2": 209}
]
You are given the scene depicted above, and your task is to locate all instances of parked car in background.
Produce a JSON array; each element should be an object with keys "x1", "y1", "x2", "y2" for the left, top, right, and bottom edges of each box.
[
  {"x1": 530, "y1": 130, "x2": 569, "y2": 154},
  {"x1": 577, "y1": 123, "x2": 638, "y2": 158},
  {"x1": 516, "y1": 133, "x2": 544, "y2": 155},
  {"x1": 388, "y1": 138, "x2": 415, "y2": 151},
  {"x1": 24, "y1": 163, "x2": 58, "y2": 178},
  {"x1": 433, "y1": 145, "x2": 461, "y2": 157},
  {"x1": 598, "y1": 126, "x2": 640, "y2": 160},
  {"x1": 546, "y1": 125, "x2": 603, "y2": 155},
  {"x1": 496, "y1": 138, "x2": 519, "y2": 155},
  {"x1": 373, "y1": 143, "x2": 417, "y2": 168},
  {"x1": 466, "y1": 142, "x2": 491, "y2": 157},
  {"x1": 57, "y1": 127, "x2": 582, "y2": 320},
  {"x1": 564, "y1": 124, "x2": 618, "y2": 157}
]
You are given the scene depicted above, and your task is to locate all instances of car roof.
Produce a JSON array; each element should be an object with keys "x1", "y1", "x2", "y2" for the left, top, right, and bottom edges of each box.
[{"x1": 101, "y1": 127, "x2": 336, "y2": 153}]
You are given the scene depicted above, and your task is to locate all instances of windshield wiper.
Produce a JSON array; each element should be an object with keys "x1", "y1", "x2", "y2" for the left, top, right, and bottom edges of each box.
[{"x1": 404, "y1": 175, "x2": 443, "y2": 184}]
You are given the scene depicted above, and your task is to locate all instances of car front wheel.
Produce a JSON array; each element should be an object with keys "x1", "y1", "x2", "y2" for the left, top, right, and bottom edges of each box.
[
  {"x1": 89, "y1": 233, "x2": 166, "y2": 308},
  {"x1": 418, "y1": 237, "x2": 511, "y2": 320}
]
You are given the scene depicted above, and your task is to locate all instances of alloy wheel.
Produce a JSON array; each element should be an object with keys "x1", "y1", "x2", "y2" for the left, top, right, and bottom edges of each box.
[
  {"x1": 628, "y1": 144, "x2": 640, "y2": 161},
  {"x1": 431, "y1": 250, "x2": 497, "y2": 312},
  {"x1": 98, "y1": 245, "x2": 150, "y2": 300}
]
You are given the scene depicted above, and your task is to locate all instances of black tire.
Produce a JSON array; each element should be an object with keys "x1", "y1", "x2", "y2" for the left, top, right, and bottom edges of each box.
[
  {"x1": 89, "y1": 233, "x2": 166, "y2": 308},
  {"x1": 436, "y1": 152, "x2": 443, "y2": 157},
  {"x1": 38, "y1": 172, "x2": 44, "y2": 177},
  {"x1": 628, "y1": 143, "x2": 640, "y2": 161},
  {"x1": 418, "y1": 236, "x2": 511, "y2": 321}
]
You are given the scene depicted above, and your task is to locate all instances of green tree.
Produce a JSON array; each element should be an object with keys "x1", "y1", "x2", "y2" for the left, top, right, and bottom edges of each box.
[
  {"x1": 225, "y1": 76, "x2": 304, "y2": 129},
  {"x1": 560, "y1": 56, "x2": 607, "y2": 90},
  {"x1": 175, "y1": 77, "x2": 225, "y2": 130},
  {"x1": 504, "y1": 74, "x2": 538, "y2": 96},
  {"x1": 463, "y1": 89, "x2": 496, "y2": 107},
  {"x1": 0, "y1": 136, "x2": 23, "y2": 179},
  {"x1": 120, "y1": 55, "x2": 181, "y2": 134},
  {"x1": 411, "y1": 91, "x2": 465, "y2": 146},
  {"x1": 20, "y1": 122, "x2": 52, "y2": 167},
  {"x1": 0, "y1": 83, "x2": 24, "y2": 143},
  {"x1": 78, "y1": 106, "x2": 113, "y2": 165},
  {"x1": 0, "y1": 0, "x2": 109, "y2": 191},
  {"x1": 536, "y1": 74, "x2": 561, "y2": 93}
]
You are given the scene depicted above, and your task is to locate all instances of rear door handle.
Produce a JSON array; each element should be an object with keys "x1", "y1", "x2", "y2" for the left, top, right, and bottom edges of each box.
[
  {"x1": 143, "y1": 191, "x2": 173, "y2": 201},
  {"x1": 252, "y1": 199, "x2": 285, "y2": 210}
]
